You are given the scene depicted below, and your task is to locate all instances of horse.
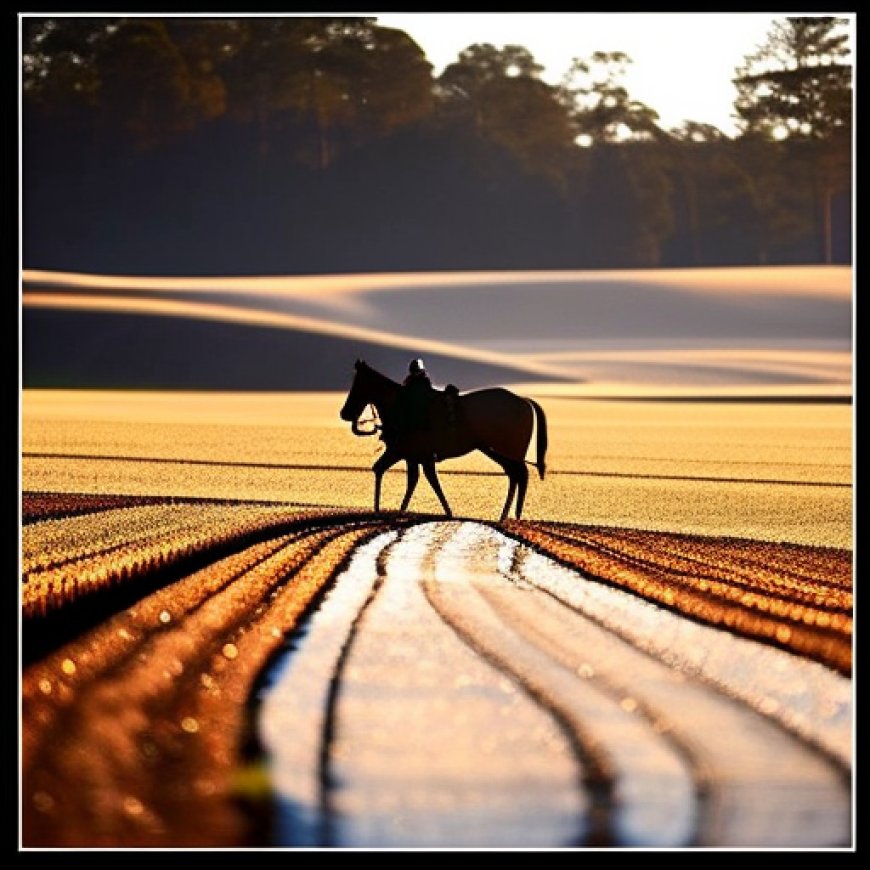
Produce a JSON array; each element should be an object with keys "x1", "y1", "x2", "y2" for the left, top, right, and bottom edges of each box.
[{"x1": 339, "y1": 359, "x2": 548, "y2": 522}]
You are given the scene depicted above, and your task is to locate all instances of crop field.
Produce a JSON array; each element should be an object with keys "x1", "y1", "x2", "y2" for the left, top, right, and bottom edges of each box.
[{"x1": 19, "y1": 390, "x2": 853, "y2": 849}]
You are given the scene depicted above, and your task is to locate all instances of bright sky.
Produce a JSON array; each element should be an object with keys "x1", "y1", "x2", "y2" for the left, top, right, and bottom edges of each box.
[{"x1": 375, "y1": 12, "x2": 837, "y2": 137}]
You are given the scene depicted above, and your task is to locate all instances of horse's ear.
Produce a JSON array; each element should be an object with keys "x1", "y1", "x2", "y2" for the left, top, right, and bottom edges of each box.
[{"x1": 354, "y1": 359, "x2": 362, "y2": 370}]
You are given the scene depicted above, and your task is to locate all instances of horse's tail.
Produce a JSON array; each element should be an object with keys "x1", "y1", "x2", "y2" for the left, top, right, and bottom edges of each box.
[{"x1": 527, "y1": 398, "x2": 548, "y2": 480}]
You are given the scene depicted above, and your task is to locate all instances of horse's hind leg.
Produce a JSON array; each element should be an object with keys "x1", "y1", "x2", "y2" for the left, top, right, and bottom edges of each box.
[
  {"x1": 400, "y1": 462, "x2": 420, "y2": 512},
  {"x1": 513, "y1": 461, "x2": 529, "y2": 519},
  {"x1": 500, "y1": 474, "x2": 518, "y2": 523},
  {"x1": 422, "y1": 460, "x2": 453, "y2": 518},
  {"x1": 481, "y1": 448, "x2": 525, "y2": 522}
]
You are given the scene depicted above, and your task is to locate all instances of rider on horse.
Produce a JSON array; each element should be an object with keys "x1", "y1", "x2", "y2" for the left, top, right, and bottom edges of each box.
[
  {"x1": 340, "y1": 358, "x2": 548, "y2": 520},
  {"x1": 391, "y1": 358, "x2": 434, "y2": 448}
]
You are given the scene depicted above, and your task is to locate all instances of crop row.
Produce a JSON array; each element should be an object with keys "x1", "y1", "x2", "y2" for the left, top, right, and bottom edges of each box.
[
  {"x1": 21, "y1": 491, "x2": 178, "y2": 524},
  {"x1": 23, "y1": 502, "x2": 316, "y2": 570},
  {"x1": 21, "y1": 501, "x2": 360, "y2": 620},
  {"x1": 505, "y1": 520, "x2": 853, "y2": 676},
  {"x1": 23, "y1": 517, "x2": 383, "y2": 847},
  {"x1": 545, "y1": 523, "x2": 851, "y2": 609}
]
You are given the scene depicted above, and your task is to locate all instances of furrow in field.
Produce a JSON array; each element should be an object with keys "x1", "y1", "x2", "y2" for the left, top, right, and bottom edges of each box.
[
  {"x1": 21, "y1": 530, "x2": 298, "y2": 768},
  {"x1": 21, "y1": 499, "x2": 853, "y2": 849},
  {"x1": 21, "y1": 503, "x2": 328, "y2": 617},
  {"x1": 510, "y1": 551, "x2": 852, "y2": 847},
  {"x1": 22, "y1": 518, "x2": 384, "y2": 847},
  {"x1": 505, "y1": 521, "x2": 852, "y2": 675},
  {"x1": 556, "y1": 526, "x2": 852, "y2": 605},
  {"x1": 455, "y1": 525, "x2": 849, "y2": 847},
  {"x1": 21, "y1": 491, "x2": 181, "y2": 524},
  {"x1": 422, "y1": 522, "x2": 697, "y2": 848}
]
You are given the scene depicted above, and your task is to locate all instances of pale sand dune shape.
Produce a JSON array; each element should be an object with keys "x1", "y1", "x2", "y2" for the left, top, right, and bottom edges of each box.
[
  {"x1": 527, "y1": 347, "x2": 849, "y2": 365},
  {"x1": 520, "y1": 349, "x2": 851, "y2": 386},
  {"x1": 515, "y1": 350, "x2": 852, "y2": 388},
  {"x1": 23, "y1": 291, "x2": 569, "y2": 382},
  {"x1": 22, "y1": 265, "x2": 852, "y2": 300},
  {"x1": 22, "y1": 266, "x2": 852, "y2": 393},
  {"x1": 24, "y1": 267, "x2": 851, "y2": 342},
  {"x1": 506, "y1": 382, "x2": 853, "y2": 400}
]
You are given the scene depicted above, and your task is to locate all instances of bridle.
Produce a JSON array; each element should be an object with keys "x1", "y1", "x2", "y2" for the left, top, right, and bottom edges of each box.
[{"x1": 351, "y1": 403, "x2": 383, "y2": 437}]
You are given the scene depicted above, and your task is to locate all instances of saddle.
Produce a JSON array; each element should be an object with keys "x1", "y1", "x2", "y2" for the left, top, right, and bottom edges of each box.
[
  {"x1": 425, "y1": 384, "x2": 459, "y2": 418},
  {"x1": 440, "y1": 384, "x2": 460, "y2": 433},
  {"x1": 427, "y1": 385, "x2": 461, "y2": 457},
  {"x1": 387, "y1": 384, "x2": 462, "y2": 458}
]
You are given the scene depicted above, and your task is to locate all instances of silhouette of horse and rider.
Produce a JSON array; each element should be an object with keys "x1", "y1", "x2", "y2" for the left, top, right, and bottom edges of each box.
[{"x1": 340, "y1": 358, "x2": 548, "y2": 521}]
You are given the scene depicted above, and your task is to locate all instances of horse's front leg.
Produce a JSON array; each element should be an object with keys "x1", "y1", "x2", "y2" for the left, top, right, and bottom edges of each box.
[
  {"x1": 422, "y1": 459, "x2": 453, "y2": 518},
  {"x1": 373, "y1": 450, "x2": 400, "y2": 513},
  {"x1": 400, "y1": 461, "x2": 420, "y2": 512}
]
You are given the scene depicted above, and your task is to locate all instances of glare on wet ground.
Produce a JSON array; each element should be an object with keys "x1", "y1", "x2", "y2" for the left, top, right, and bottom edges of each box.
[
  {"x1": 261, "y1": 525, "x2": 586, "y2": 849},
  {"x1": 260, "y1": 521, "x2": 851, "y2": 849}
]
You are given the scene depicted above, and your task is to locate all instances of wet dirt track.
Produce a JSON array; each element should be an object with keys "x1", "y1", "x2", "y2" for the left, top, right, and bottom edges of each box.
[{"x1": 260, "y1": 521, "x2": 851, "y2": 849}]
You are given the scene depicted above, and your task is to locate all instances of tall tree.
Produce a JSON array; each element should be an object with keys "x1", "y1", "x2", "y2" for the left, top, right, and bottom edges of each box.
[
  {"x1": 733, "y1": 16, "x2": 852, "y2": 262},
  {"x1": 437, "y1": 44, "x2": 576, "y2": 182},
  {"x1": 22, "y1": 18, "x2": 106, "y2": 125},
  {"x1": 664, "y1": 127, "x2": 762, "y2": 266},
  {"x1": 559, "y1": 52, "x2": 661, "y2": 145},
  {"x1": 95, "y1": 19, "x2": 228, "y2": 151},
  {"x1": 23, "y1": 17, "x2": 239, "y2": 151},
  {"x1": 557, "y1": 52, "x2": 672, "y2": 266},
  {"x1": 220, "y1": 18, "x2": 433, "y2": 167},
  {"x1": 734, "y1": 16, "x2": 851, "y2": 140}
]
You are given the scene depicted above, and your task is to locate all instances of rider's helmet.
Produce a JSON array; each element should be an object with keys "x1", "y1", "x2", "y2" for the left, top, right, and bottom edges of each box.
[{"x1": 409, "y1": 358, "x2": 426, "y2": 375}]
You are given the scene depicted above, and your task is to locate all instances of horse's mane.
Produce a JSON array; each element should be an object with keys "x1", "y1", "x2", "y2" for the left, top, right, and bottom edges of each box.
[{"x1": 356, "y1": 359, "x2": 399, "y2": 389}]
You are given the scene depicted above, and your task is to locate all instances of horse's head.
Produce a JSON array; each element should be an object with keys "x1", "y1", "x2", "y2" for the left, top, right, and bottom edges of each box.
[
  {"x1": 339, "y1": 359, "x2": 370, "y2": 423},
  {"x1": 339, "y1": 359, "x2": 372, "y2": 424},
  {"x1": 340, "y1": 360, "x2": 399, "y2": 436}
]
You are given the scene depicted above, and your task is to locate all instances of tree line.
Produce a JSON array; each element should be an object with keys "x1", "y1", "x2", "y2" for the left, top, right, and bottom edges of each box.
[{"x1": 21, "y1": 16, "x2": 852, "y2": 275}]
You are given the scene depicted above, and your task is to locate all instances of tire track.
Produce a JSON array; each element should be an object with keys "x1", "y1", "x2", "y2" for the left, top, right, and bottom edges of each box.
[
  {"x1": 467, "y1": 574, "x2": 720, "y2": 845},
  {"x1": 257, "y1": 531, "x2": 398, "y2": 846},
  {"x1": 511, "y1": 543, "x2": 852, "y2": 770},
  {"x1": 504, "y1": 522, "x2": 852, "y2": 675}
]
